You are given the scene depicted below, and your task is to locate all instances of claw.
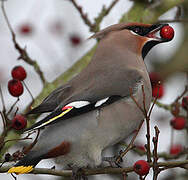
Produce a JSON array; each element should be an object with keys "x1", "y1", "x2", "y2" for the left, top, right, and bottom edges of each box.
[
  {"x1": 102, "y1": 156, "x2": 123, "y2": 168},
  {"x1": 71, "y1": 167, "x2": 88, "y2": 180}
]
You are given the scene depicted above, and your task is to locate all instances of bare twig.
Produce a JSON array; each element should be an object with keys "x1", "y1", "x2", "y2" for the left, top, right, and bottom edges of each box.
[
  {"x1": 1, "y1": 2, "x2": 46, "y2": 85},
  {"x1": 129, "y1": 88, "x2": 145, "y2": 114},
  {"x1": 94, "y1": 0, "x2": 119, "y2": 31},
  {"x1": 141, "y1": 86, "x2": 152, "y2": 163},
  {"x1": 174, "y1": 85, "x2": 188, "y2": 103},
  {"x1": 154, "y1": 101, "x2": 171, "y2": 111},
  {"x1": 69, "y1": 0, "x2": 95, "y2": 31},
  {"x1": 23, "y1": 130, "x2": 40, "y2": 154},
  {"x1": 0, "y1": 111, "x2": 6, "y2": 131},
  {"x1": 22, "y1": 81, "x2": 34, "y2": 102},
  {"x1": 0, "y1": 85, "x2": 6, "y2": 112},
  {"x1": 70, "y1": 0, "x2": 120, "y2": 33},
  {"x1": 6, "y1": 98, "x2": 20, "y2": 116},
  {"x1": 152, "y1": 126, "x2": 160, "y2": 180},
  {"x1": 116, "y1": 120, "x2": 144, "y2": 164}
]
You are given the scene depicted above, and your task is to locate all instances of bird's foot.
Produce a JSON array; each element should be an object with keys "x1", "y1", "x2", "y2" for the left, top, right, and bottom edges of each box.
[
  {"x1": 102, "y1": 155, "x2": 123, "y2": 168},
  {"x1": 71, "y1": 167, "x2": 88, "y2": 180}
]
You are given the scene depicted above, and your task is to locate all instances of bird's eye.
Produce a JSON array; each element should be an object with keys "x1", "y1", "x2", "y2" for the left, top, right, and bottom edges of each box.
[{"x1": 133, "y1": 27, "x2": 144, "y2": 35}]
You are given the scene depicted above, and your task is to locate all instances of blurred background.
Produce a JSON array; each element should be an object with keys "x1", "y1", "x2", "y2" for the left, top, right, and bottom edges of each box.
[{"x1": 0, "y1": 0, "x2": 188, "y2": 179}]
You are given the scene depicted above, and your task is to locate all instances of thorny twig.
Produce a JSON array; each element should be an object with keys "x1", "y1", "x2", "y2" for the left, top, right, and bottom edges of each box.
[
  {"x1": 152, "y1": 126, "x2": 160, "y2": 180},
  {"x1": 1, "y1": 1, "x2": 46, "y2": 85}
]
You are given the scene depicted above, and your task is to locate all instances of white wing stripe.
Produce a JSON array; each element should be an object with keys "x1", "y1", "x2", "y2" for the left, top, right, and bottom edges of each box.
[
  {"x1": 95, "y1": 97, "x2": 109, "y2": 107},
  {"x1": 66, "y1": 101, "x2": 90, "y2": 108}
]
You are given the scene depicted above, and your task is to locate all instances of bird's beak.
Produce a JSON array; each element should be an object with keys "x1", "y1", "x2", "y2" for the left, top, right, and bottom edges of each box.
[{"x1": 146, "y1": 23, "x2": 170, "y2": 42}]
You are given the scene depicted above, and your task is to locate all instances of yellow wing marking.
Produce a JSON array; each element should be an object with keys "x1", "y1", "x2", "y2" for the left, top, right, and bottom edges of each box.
[
  {"x1": 33, "y1": 107, "x2": 73, "y2": 129},
  {"x1": 8, "y1": 166, "x2": 33, "y2": 174}
]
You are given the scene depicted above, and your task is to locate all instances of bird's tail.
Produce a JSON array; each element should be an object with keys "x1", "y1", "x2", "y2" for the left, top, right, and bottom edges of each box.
[{"x1": 8, "y1": 151, "x2": 43, "y2": 174}]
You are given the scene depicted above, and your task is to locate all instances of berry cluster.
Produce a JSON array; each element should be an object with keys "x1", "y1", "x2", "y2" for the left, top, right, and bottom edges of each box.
[
  {"x1": 168, "y1": 96, "x2": 188, "y2": 154},
  {"x1": 8, "y1": 66, "x2": 28, "y2": 130},
  {"x1": 8, "y1": 66, "x2": 27, "y2": 97}
]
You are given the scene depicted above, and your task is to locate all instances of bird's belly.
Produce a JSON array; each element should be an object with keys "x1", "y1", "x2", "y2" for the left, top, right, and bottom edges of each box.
[{"x1": 37, "y1": 83, "x2": 151, "y2": 168}]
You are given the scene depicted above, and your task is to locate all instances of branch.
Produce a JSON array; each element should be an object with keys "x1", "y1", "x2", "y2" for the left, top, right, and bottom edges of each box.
[
  {"x1": 1, "y1": 159, "x2": 188, "y2": 177},
  {"x1": 1, "y1": 1, "x2": 46, "y2": 85}
]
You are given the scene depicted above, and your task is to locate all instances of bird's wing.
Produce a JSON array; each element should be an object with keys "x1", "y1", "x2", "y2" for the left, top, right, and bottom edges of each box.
[
  {"x1": 25, "y1": 95, "x2": 123, "y2": 132},
  {"x1": 25, "y1": 67, "x2": 143, "y2": 132},
  {"x1": 27, "y1": 85, "x2": 71, "y2": 114}
]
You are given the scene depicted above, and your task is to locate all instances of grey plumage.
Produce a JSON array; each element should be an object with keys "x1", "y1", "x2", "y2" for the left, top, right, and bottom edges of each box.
[{"x1": 8, "y1": 22, "x2": 173, "y2": 174}]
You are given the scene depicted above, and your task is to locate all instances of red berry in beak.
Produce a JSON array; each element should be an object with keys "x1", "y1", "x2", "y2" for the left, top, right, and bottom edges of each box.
[
  {"x1": 12, "y1": 114, "x2": 27, "y2": 130},
  {"x1": 8, "y1": 79, "x2": 24, "y2": 97},
  {"x1": 160, "y1": 25, "x2": 174, "y2": 40},
  {"x1": 11, "y1": 66, "x2": 27, "y2": 81}
]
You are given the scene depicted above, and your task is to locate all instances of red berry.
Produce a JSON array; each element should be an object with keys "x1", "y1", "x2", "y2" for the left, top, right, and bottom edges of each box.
[
  {"x1": 12, "y1": 114, "x2": 27, "y2": 130},
  {"x1": 19, "y1": 23, "x2": 33, "y2": 35},
  {"x1": 170, "y1": 144, "x2": 183, "y2": 155},
  {"x1": 133, "y1": 160, "x2": 150, "y2": 176},
  {"x1": 149, "y1": 72, "x2": 162, "y2": 87},
  {"x1": 171, "y1": 117, "x2": 186, "y2": 130},
  {"x1": 70, "y1": 34, "x2": 81, "y2": 46},
  {"x1": 8, "y1": 79, "x2": 24, "y2": 97},
  {"x1": 152, "y1": 84, "x2": 164, "y2": 99},
  {"x1": 11, "y1": 66, "x2": 27, "y2": 81},
  {"x1": 182, "y1": 96, "x2": 188, "y2": 110},
  {"x1": 160, "y1": 25, "x2": 174, "y2": 40}
]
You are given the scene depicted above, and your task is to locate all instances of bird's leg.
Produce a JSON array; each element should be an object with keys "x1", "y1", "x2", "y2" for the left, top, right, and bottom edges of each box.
[
  {"x1": 102, "y1": 151, "x2": 123, "y2": 168},
  {"x1": 70, "y1": 166, "x2": 88, "y2": 180}
]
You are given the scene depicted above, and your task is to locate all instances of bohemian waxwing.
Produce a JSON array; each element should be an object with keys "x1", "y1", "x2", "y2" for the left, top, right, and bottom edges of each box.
[{"x1": 8, "y1": 22, "x2": 173, "y2": 174}]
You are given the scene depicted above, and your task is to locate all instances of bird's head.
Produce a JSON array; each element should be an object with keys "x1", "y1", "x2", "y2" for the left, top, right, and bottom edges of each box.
[{"x1": 91, "y1": 22, "x2": 174, "y2": 59}]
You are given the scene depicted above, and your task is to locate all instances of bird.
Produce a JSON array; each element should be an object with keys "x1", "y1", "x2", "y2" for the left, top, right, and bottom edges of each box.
[{"x1": 8, "y1": 22, "x2": 173, "y2": 175}]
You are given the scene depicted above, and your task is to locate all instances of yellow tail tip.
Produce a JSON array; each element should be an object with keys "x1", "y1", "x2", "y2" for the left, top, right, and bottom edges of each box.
[{"x1": 8, "y1": 166, "x2": 33, "y2": 174}]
